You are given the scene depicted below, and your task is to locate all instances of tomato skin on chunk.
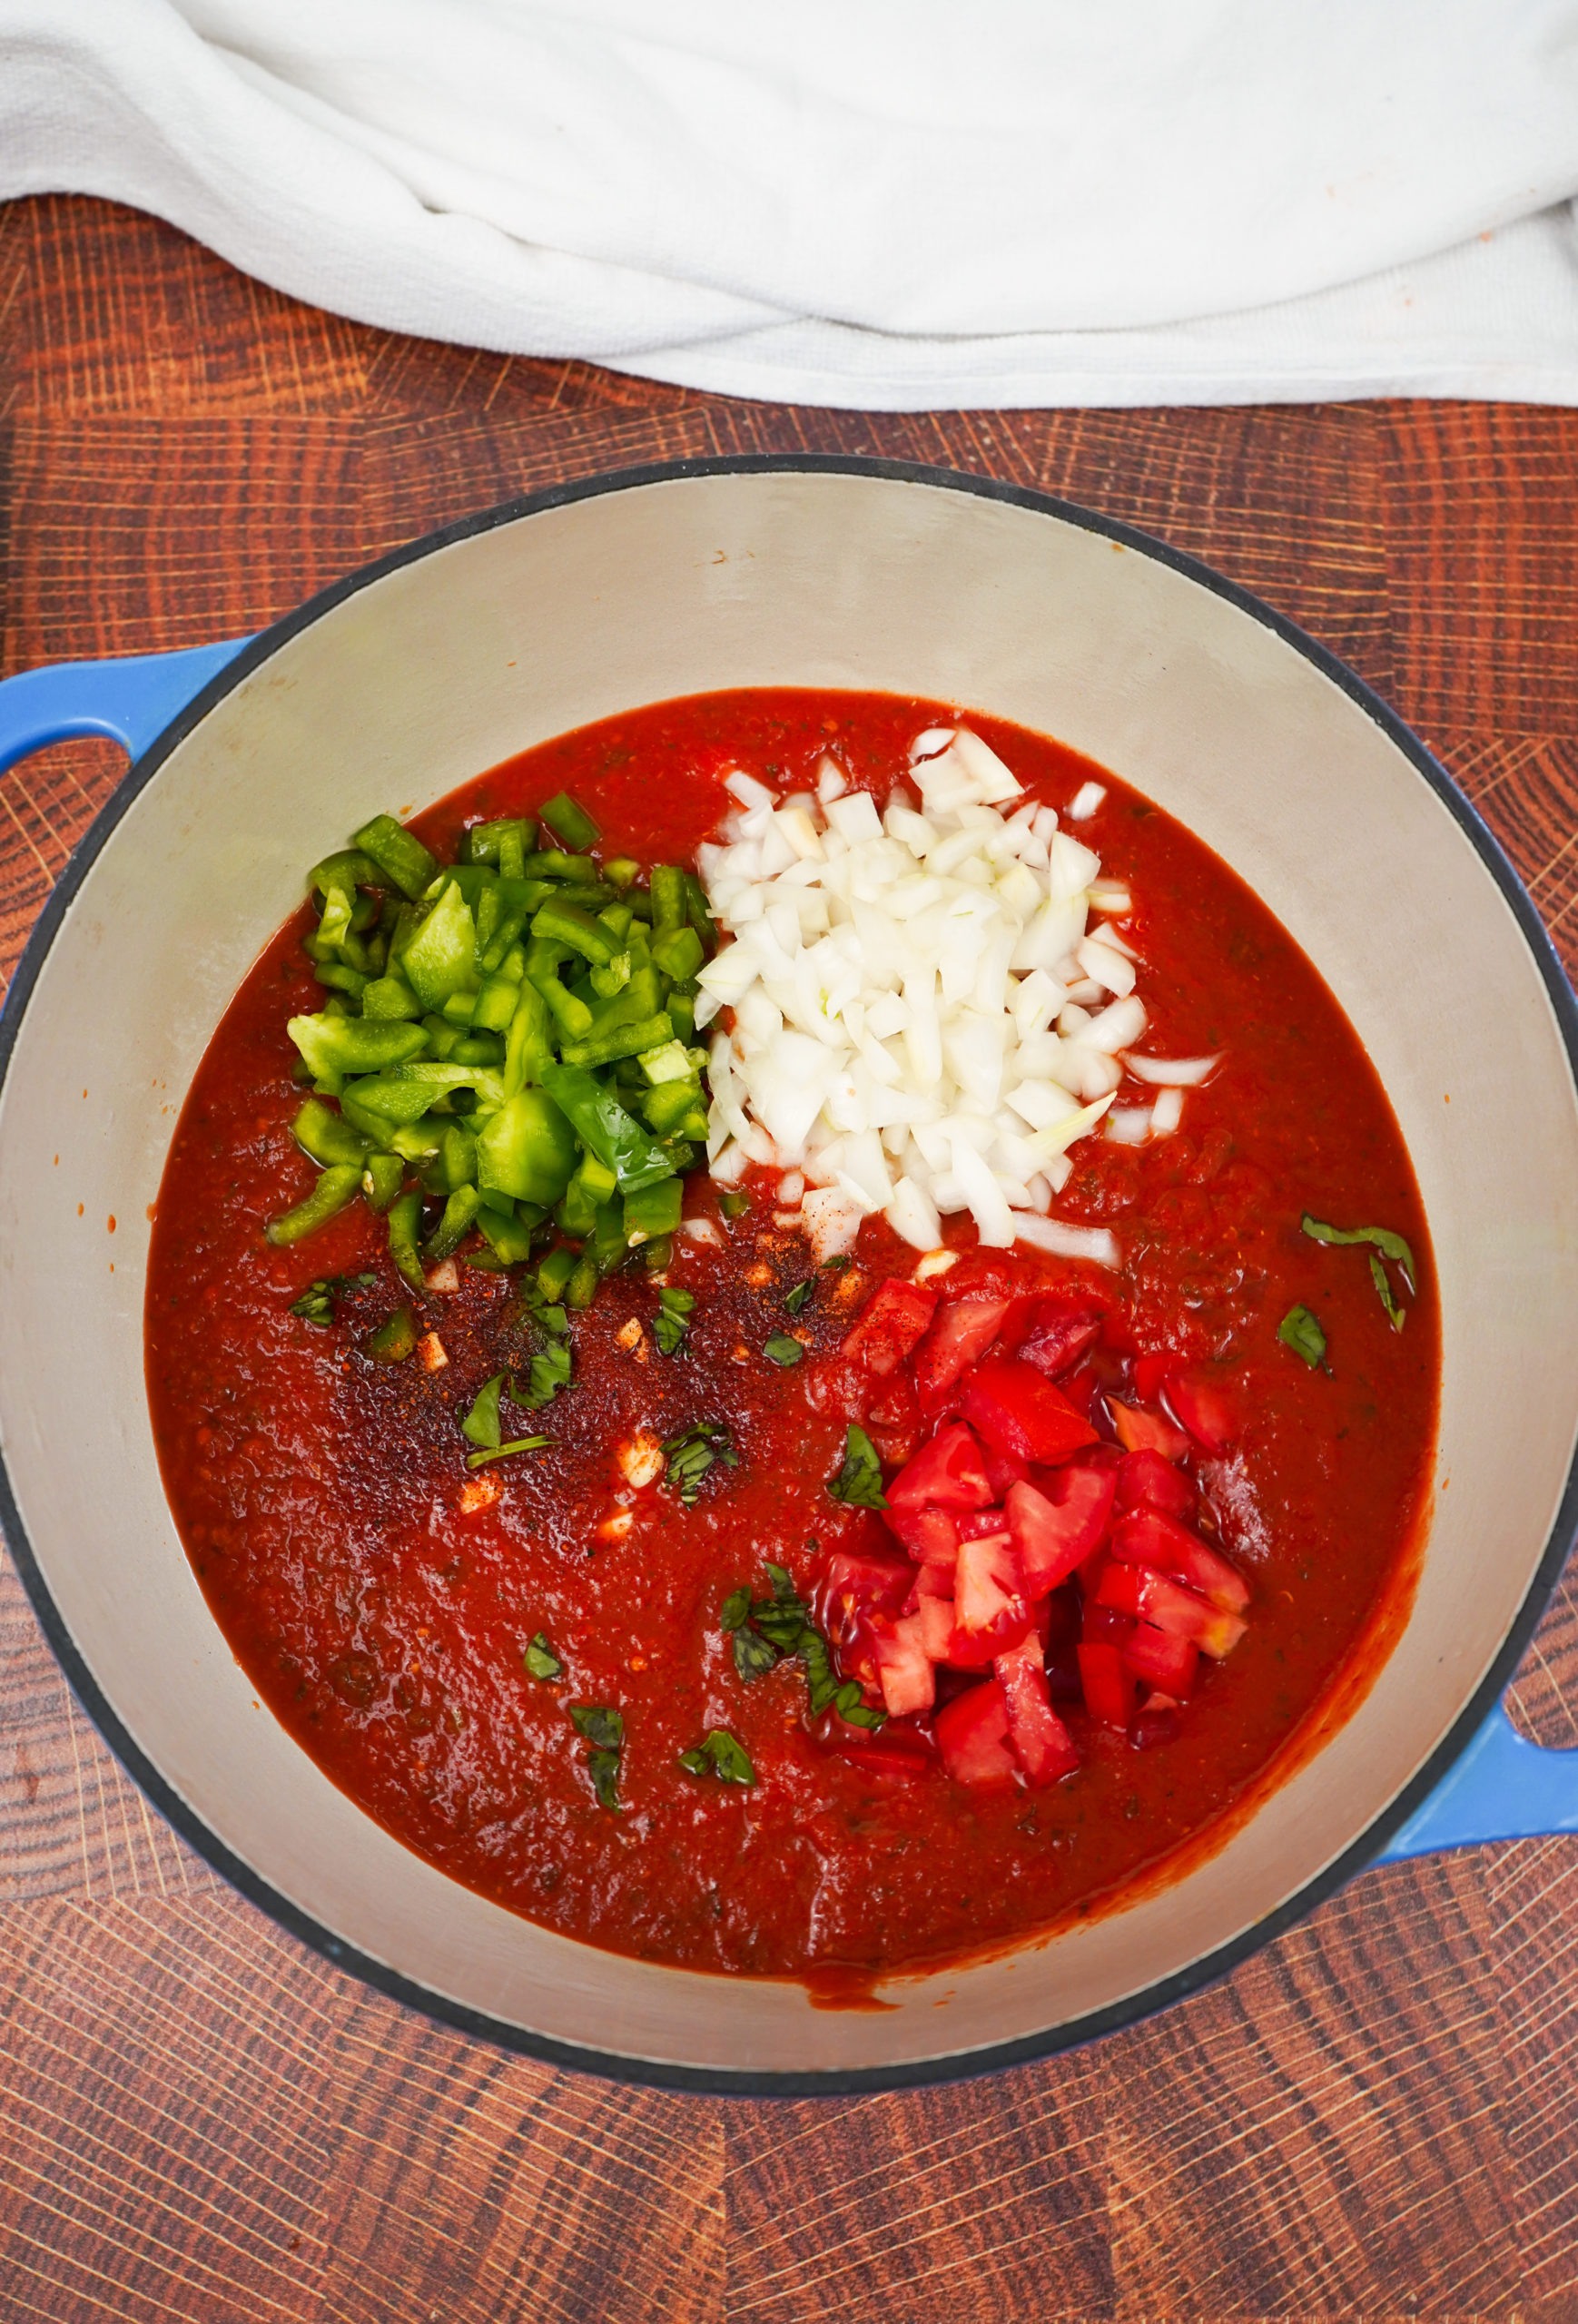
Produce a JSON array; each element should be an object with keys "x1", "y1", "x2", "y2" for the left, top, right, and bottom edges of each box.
[
  {"x1": 949, "y1": 1531, "x2": 1034, "y2": 1667},
  {"x1": 1077, "y1": 1640, "x2": 1138, "y2": 1730},
  {"x1": 1120, "y1": 1619, "x2": 1199, "y2": 1697},
  {"x1": 1005, "y1": 1467, "x2": 1117, "y2": 1595},
  {"x1": 962, "y1": 1359, "x2": 1099, "y2": 1467},
  {"x1": 995, "y1": 1633, "x2": 1080, "y2": 1785},
  {"x1": 911, "y1": 1298, "x2": 1010, "y2": 1413},
  {"x1": 887, "y1": 1421, "x2": 995, "y2": 1512},
  {"x1": 1166, "y1": 1365, "x2": 1239, "y2": 1453},
  {"x1": 827, "y1": 1718, "x2": 936, "y2": 1784},
  {"x1": 1109, "y1": 1400, "x2": 1193, "y2": 1461},
  {"x1": 841, "y1": 1278, "x2": 939, "y2": 1378},
  {"x1": 1016, "y1": 1295, "x2": 1107, "y2": 1382},
  {"x1": 884, "y1": 1499, "x2": 961, "y2": 1567},
  {"x1": 1097, "y1": 1561, "x2": 1247, "y2": 1659},
  {"x1": 981, "y1": 1437, "x2": 1032, "y2": 1500},
  {"x1": 817, "y1": 1549, "x2": 914, "y2": 1653},
  {"x1": 1114, "y1": 1447, "x2": 1195, "y2": 1524},
  {"x1": 1109, "y1": 1506, "x2": 1250, "y2": 1614},
  {"x1": 871, "y1": 1610, "x2": 937, "y2": 1718},
  {"x1": 934, "y1": 1679, "x2": 1020, "y2": 1790}
]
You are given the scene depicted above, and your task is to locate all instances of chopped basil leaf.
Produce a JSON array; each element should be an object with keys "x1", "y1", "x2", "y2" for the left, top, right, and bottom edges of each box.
[
  {"x1": 821, "y1": 1255, "x2": 851, "y2": 1273},
  {"x1": 653, "y1": 1285, "x2": 695, "y2": 1356},
  {"x1": 719, "y1": 1585, "x2": 752, "y2": 1632},
  {"x1": 733, "y1": 1627, "x2": 779, "y2": 1681},
  {"x1": 524, "y1": 1631, "x2": 562, "y2": 1681},
  {"x1": 586, "y1": 1747, "x2": 620, "y2": 1810},
  {"x1": 678, "y1": 1728, "x2": 755, "y2": 1786},
  {"x1": 461, "y1": 1371, "x2": 506, "y2": 1450},
  {"x1": 465, "y1": 1433, "x2": 552, "y2": 1470},
  {"x1": 764, "y1": 1562, "x2": 795, "y2": 1601},
  {"x1": 784, "y1": 1279, "x2": 814, "y2": 1317},
  {"x1": 519, "y1": 1337, "x2": 573, "y2": 1408},
  {"x1": 1369, "y1": 1252, "x2": 1406, "y2": 1332},
  {"x1": 661, "y1": 1420, "x2": 738, "y2": 1506},
  {"x1": 1301, "y1": 1212, "x2": 1417, "y2": 1295},
  {"x1": 826, "y1": 1423, "x2": 887, "y2": 1509},
  {"x1": 834, "y1": 1679, "x2": 886, "y2": 1730},
  {"x1": 1278, "y1": 1303, "x2": 1329, "y2": 1371},
  {"x1": 763, "y1": 1332, "x2": 804, "y2": 1367},
  {"x1": 803, "y1": 1631, "x2": 842, "y2": 1717},
  {"x1": 571, "y1": 1703, "x2": 625, "y2": 1750},
  {"x1": 289, "y1": 1270, "x2": 375, "y2": 1326}
]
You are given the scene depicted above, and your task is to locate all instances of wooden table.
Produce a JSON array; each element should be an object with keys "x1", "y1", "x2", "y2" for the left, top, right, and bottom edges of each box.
[{"x1": 1, "y1": 193, "x2": 1575, "y2": 2323}]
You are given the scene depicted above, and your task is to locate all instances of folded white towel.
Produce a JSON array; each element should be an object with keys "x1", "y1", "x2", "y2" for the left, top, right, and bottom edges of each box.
[{"x1": 5, "y1": 0, "x2": 1577, "y2": 408}]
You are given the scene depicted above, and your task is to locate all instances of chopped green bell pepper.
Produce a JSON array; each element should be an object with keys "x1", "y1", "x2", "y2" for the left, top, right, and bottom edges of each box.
[
  {"x1": 475, "y1": 1089, "x2": 577, "y2": 1206},
  {"x1": 360, "y1": 974, "x2": 423, "y2": 1021},
  {"x1": 560, "y1": 1012, "x2": 674, "y2": 1070},
  {"x1": 266, "y1": 1163, "x2": 361, "y2": 1246},
  {"x1": 386, "y1": 1188, "x2": 426, "y2": 1289},
  {"x1": 291, "y1": 1097, "x2": 370, "y2": 1168},
  {"x1": 361, "y1": 1152, "x2": 405, "y2": 1213},
  {"x1": 288, "y1": 1013, "x2": 427, "y2": 1080},
  {"x1": 353, "y1": 814, "x2": 438, "y2": 901},
  {"x1": 538, "y1": 791, "x2": 601, "y2": 852},
  {"x1": 399, "y1": 878, "x2": 478, "y2": 1011},
  {"x1": 624, "y1": 1177, "x2": 683, "y2": 1242},
  {"x1": 425, "y1": 1184, "x2": 482, "y2": 1262},
  {"x1": 361, "y1": 1305, "x2": 417, "y2": 1362},
  {"x1": 538, "y1": 1063, "x2": 676, "y2": 1193}
]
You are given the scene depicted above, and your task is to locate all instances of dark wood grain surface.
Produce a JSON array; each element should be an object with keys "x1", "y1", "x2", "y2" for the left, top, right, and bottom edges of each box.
[{"x1": 1, "y1": 193, "x2": 1575, "y2": 2323}]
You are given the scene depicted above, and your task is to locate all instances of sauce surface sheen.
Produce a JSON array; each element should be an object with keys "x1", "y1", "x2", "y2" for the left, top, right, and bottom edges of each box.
[{"x1": 144, "y1": 689, "x2": 1439, "y2": 1979}]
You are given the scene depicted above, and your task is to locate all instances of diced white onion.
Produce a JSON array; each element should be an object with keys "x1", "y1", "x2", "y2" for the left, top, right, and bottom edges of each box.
[
  {"x1": 1151, "y1": 1087, "x2": 1185, "y2": 1135},
  {"x1": 696, "y1": 729, "x2": 1169, "y2": 1246},
  {"x1": 1067, "y1": 782, "x2": 1107, "y2": 821},
  {"x1": 1121, "y1": 1050, "x2": 1223, "y2": 1087},
  {"x1": 1106, "y1": 1107, "x2": 1153, "y2": 1145},
  {"x1": 1013, "y1": 1216, "x2": 1121, "y2": 1267}
]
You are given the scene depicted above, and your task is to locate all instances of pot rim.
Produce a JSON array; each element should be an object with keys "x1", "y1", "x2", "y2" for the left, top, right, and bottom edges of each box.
[{"x1": 2, "y1": 450, "x2": 1573, "y2": 2096}]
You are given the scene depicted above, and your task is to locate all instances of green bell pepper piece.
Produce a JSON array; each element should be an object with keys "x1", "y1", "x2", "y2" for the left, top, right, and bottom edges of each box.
[
  {"x1": 291, "y1": 1097, "x2": 370, "y2": 1168},
  {"x1": 525, "y1": 941, "x2": 596, "y2": 1041},
  {"x1": 560, "y1": 1011, "x2": 673, "y2": 1070},
  {"x1": 288, "y1": 1013, "x2": 427, "y2": 1080},
  {"x1": 649, "y1": 865, "x2": 685, "y2": 932},
  {"x1": 311, "y1": 962, "x2": 368, "y2": 999},
  {"x1": 438, "y1": 1121, "x2": 478, "y2": 1192},
  {"x1": 520, "y1": 850, "x2": 596, "y2": 884},
  {"x1": 475, "y1": 1089, "x2": 578, "y2": 1206},
  {"x1": 386, "y1": 1189, "x2": 426, "y2": 1289},
  {"x1": 565, "y1": 1250, "x2": 599, "y2": 1310},
  {"x1": 502, "y1": 981, "x2": 554, "y2": 1103},
  {"x1": 538, "y1": 792, "x2": 601, "y2": 852},
  {"x1": 538, "y1": 1063, "x2": 676, "y2": 1193},
  {"x1": 360, "y1": 1305, "x2": 417, "y2": 1362},
  {"x1": 602, "y1": 856, "x2": 639, "y2": 891},
  {"x1": 642, "y1": 1080, "x2": 708, "y2": 1138},
  {"x1": 266, "y1": 1163, "x2": 361, "y2": 1246},
  {"x1": 589, "y1": 1199, "x2": 629, "y2": 1275},
  {"x1": 651, "y1": 924, "x2": 704, "y2": 982},
  {"x1": 361, "y1": 1152, "x2": 405, "y2": 1213},
  {"x1": 474, "y1": 1205, "x2": 538, "y2": 1265},
  {"x1": 471, "y1": 974, "x2": 520, "y2": 1034},
  {"x1": 399, "y1": 878, "x2": 478, "y2": 1011},
  {"x1": 683, "y1": 872, "x2": 717, "y2": 952},
  {"x1": 353, "y1": 814, "x2": 439, "y2": 901},
  {"x1": 624, "y1": 1177, "x2": 683, "y2": 1242},
  {"x1": 425, "y1": 1184, "x2": 483, "y2": 1263},
  {"x1": 537, "y1": 1245, "x2": 578, "y2": 1302},
  {"x1": 531, "y1": 895, "x2": 619, "y2": 967},
  {"x1": 360, "y1": 974, "x2": 423, "y2": 1021}
]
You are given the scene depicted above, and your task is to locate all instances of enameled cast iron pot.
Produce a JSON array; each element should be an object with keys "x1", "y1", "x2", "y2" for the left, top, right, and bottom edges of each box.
[{"x1": 2, "y1": 458, "x2": 1577, "y2": 2095}]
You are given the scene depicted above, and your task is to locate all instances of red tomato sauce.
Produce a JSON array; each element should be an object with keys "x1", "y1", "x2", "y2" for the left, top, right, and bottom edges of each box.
[{"x1": 144, "y1": 690, "x2": 1439, "y2": 1981}]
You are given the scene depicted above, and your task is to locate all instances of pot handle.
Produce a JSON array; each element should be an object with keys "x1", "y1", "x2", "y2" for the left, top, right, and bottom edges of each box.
[
  {"x1": 0, "y1": 637, "x2": 254, "y2": 778},
  {"x1": 1379, "y1": 1700, "x2": 1578, "y2": 1862}
]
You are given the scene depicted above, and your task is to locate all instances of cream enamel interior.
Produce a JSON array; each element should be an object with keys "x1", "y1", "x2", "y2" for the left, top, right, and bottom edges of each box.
[{"x1": 1, "y1": 468, "x2": 1574, "y2": 2080}]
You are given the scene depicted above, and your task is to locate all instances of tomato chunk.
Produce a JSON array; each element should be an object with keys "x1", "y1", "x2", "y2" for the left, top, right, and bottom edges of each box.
[
  {"x1": 962, "y1": 1359, "x2": 1099, "y2": 1466},
  {"x1": 906, "y1": 1590, "x2": 955, "y2": 1659},
  {"x1": 1120, "y1": 1620, "x2": 1199, "y2": 1696},
  {"x1": 817, "y1": 1550, "x2": 913, "y2": 1652},
  {"x1": 1005, "y1": 1466, "x2": 1116, "y2": 1596},
  {"x1": 1096, "y1": 1561, "x2": 1247, "y2": 1659},
  {"x1": 934, "y1": 1679, "x2": 1019, "y2": 1789},
  {"x1": 883, "y1": 1500, "x2": 961, "y2": 1566},
  {"x1": 887, "y1": 1422, "x2": 995, "y2": 1512},
  {"x1": 911, "y1": 1297, "x2": 1010, "y2": 1413},
  {"x1": 871, "y1": 1610, "x2": 937, "y2": 1717},
  {"x1": 1109, "y1": 1506, "x2": 1249, "y2": 1614},
  {"x1": 828, "y1": 1718, "x2": 936, "y2": 1783},
  {"x1": 1165, "y1": 1364, "x2": 1239, "y2": 1452},
  {"x1": 1016, "y1": 1295, "x2": 1107, "y2": 1381},
  {"x1": 840, "y1": 1277, "x2": 939, "y2": 1378},
  {"x1": 1076, "y1": 1640, "x2": 1138, "y2": 1730},
  {"x1": 1114, "y1": 1447, "x2": 1195, "y2": 1523},
  {"x1": 981, "y1": 1438, "x2": 1032, "y2": 1499},
  {"x1": 949, "y1": 1531, "x2": 1033, "y2": 1666},
  {"x1": 995, "y1": 1633, "x2": 1080, "y2": 1784},
  {"x1": 1108, "y1": 1400, "x2": 1193, "y2": 1461}
]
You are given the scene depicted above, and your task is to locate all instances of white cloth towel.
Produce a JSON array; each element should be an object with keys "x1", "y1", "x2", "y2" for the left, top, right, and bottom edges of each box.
[{"x1": 5, "y1": 0, "x2": 1578, "y2": 409}]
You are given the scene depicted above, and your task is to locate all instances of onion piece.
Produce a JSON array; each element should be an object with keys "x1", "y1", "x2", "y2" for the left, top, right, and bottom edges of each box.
[
  {"x1": 1121, "y1": 1050, "x2": 1223, "y2": 1087},
  {"x1": 1014, "y1": 1216, "x2": 1121, "y2": 1267}
]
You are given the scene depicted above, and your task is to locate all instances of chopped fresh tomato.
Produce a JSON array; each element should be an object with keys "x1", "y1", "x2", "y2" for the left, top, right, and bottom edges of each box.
[
  {"x1": 884, "y1": 1499, "x2": 961, "y2": 1565},
  {"x1": 1165, "y1": 1364, "x2": 1239, "y2": 1453},
  {"x1": 1055, "y1": 1363, "x2": 1102, "y2": 1423},
  {"x1": 994, "y1": 1633, "x2": 1080, "y2": 1784},
  {"x1": 949, "y1": 1530, "x2": 1033, "y2": 1666},
  {"x1": 962, "y1": 1359, "x2": 1099, "y2": 1466},
  {"x1": 1005, "y1": 1466, "x2": 1116, "y2": 1595},
  {"x1": 907, "y1": 1590, "x2": 956, "y2": 1659},
  {"x1": 1076, "y1": 1640, "x2": 1138, "y2": 1729},
  {"x1": 911, "y1": 1297, "x2": 1010, "y2": 1413},
  {"x1": 956, "y1": 1504, "x2": 1010, "y2": 1541},
  {"x1": 1131, "y1": 1689, "x2": 1183, "y2": 1749},
  {"x1": 981, "y1": 1438, "x2": 1031, "y2": 1499},
  {"x1": 827, "y1": 1718, "x2": 936, "y2": 1783},
  {"x1": 1109, "y1": 1506, "x2": 1250, "y2": 1613},
  {"x1": 864, "y1": 1365, "x2": 922, "y2": 1432},
  {"x1": 840, "y1": 1277, "x2": 939, "y2": 1378},
  {"x1": 1119, "y1": 1620, "x2": 1199, "y2": 1696},
  {"x1": 1108, "y1": 1400, "x2": 1193, "y2": 1460},
  {"x1": 1016, "y1": 1295, "x2": 1107, "y2": 1381},
  {"x1": 871, "y1": 1611, "x2": 937, "y2": 1717},
  {"x1": 934, "y1": 1678, "x2": 1020, "y2": 1789},
  {"x1": 1113, "y1": 1447, "x2": 1195, "y2": 1523},
  {"x1": 886, "y1": 1421, "x2": 995, "y2": 1512},
  {"x1": 1097, "y1": 1561, "x2": 1247, "y2": 1659},
  {"x1": 817, "y1": 1549, "x2": 914, "y2": 1649},
  {"x1": 1131, "y1": 1352, "x2": 1174, "y2": 1401}
]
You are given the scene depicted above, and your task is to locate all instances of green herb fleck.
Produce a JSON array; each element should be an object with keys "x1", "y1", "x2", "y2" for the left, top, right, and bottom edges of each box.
[
  {"x1": 461, "y1": 1371, "x2": 507, "y2": 1451},
  {"x1": 519, "y1": 1336, "x2": 573, "y2": 1407},
  {"x1": 826, "y1": 1423, "x2": 887, "y2": 1509},
  {"x1": 465, "y1": 1434, "x2": 552, "y2": 1470},
  {"x1": 1301, "y1": 1211, "x2": 1418, "y2": 1322},
  {"x1": 289, "y1": 1271, "x2": 375, "y2": 1326},
  {"x1": 763, "y1": 1331, "x2": 804, "y2": 1368},
  {"x1": 784, "y1": 1279, "x2": 814, "y2": 1317},
  {"x1": 719, "y1": 1561, "x2": 885, "y2": 1730},
  {"x1": 678, "y1": 1728, "x2": 756, "y2": 1786},
  {"x1": 524, "y1": 1631, "x2": 562, "y2": 1681},
  {"x1": 653, "y1": 1284, "x2": 695, "y2": 1356},
  {"x1": 1368, "y1": 1252, "x2": 1406, "y2": 1333},
  {"x1": 733, "y1": 1627, "x2": 780, "y2": 1681},
  {"x1": 661, "y1": 1420, "x2": 738, "y2": 1506},
  {"x1": 821, "y1": 1254, "x2": 852, "y2": 1273},
  {"x1": 719, "y1": 1586, "x2": 752, "y2": 1632},
  {"x1": 1278, "y1": 1303, "x2": 1329, "y2": 1372},
  {"x1": 570, "y1": 1703, "x2": 624, "y2": 1810}
]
